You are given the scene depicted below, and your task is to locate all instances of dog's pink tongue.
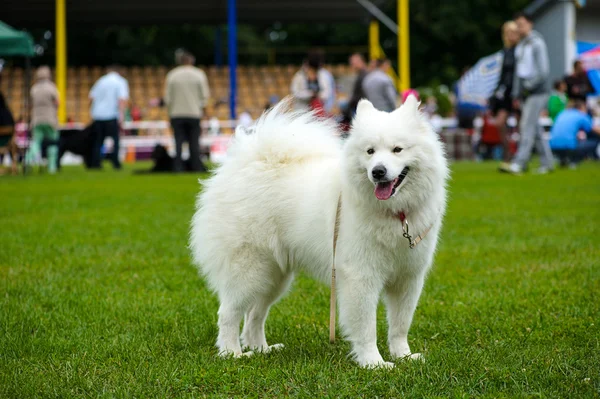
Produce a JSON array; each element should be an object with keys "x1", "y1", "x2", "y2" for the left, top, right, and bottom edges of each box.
[{"x1": 375, "y1": 182, "x2": 394, "y2": 200}]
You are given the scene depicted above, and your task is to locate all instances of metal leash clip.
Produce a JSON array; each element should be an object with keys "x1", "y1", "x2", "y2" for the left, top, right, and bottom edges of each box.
[{"x1": 402, "y1": 219, "x2": 416, "y2": 249}]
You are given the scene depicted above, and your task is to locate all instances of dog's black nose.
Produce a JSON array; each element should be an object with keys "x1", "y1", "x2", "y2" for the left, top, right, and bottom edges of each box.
[{"x1": 372, "y1": 165, "x2": 387, "y2": 180}]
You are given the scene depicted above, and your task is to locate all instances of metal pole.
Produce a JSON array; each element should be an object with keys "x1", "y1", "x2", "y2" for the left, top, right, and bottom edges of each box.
[
  {"x1": 369, "y1": 20, "x2": 380, "y2": 61},
  {"x1": 56, "y1": 0, "x2": 67, "y2": 123},
  {"x1": 356, "y1": 0, "x2": 398, "y2": 35},
  {"x1": 23, "y1": 57, "x2": 31, "y2": 125},
  {"x1": 398, "y1": 0, "x2": 410, "y2": 91},
  {"x1": 215, "y1": 26, "x2": 223, "y2": 67},
  {"x1": 228, "y1": 0, "x2": 237, "y2": 120}
]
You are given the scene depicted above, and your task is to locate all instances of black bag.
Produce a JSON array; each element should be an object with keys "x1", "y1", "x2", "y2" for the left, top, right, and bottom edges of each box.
[{"x1": 0, "y1": 92, "x2": 14, "y2": 129}]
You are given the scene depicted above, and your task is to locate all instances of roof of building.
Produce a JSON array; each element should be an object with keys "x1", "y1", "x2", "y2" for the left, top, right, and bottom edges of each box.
[
  {"x1": 524, "y1": 0, "x2": 598, "y2": 17},
  {"x1": 2, "y1": 0, "x2": 381, "y2": 28}
]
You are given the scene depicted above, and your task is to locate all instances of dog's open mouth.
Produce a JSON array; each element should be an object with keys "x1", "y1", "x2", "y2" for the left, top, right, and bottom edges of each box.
[{"x1": 374, "y1": 167, "x2": 410, "y2": 200}]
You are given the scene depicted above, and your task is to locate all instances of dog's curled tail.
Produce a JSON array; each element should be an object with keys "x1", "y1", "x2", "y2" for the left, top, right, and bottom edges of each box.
[{"x1": 225, "y1": 97, "x2": 342, "y2": 167}]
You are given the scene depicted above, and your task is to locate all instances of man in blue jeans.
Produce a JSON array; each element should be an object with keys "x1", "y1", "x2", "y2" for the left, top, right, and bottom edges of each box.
[
  {"x1": 89, "y1": 65, "x2": 129, "y2": 170},
  {"x1": 549, "y1": 100, "x2": 600, "y2": 168}
]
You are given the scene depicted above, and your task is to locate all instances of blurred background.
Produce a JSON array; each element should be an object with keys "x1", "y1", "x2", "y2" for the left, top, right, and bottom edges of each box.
[{"x1": 0, "y1": 0, "x2": 598, "y2": 171}]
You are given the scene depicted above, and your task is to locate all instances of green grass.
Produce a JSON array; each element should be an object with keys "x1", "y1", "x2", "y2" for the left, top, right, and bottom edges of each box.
[{"x1": 1, "y1": 161, "x2": 599, "y2": 398}]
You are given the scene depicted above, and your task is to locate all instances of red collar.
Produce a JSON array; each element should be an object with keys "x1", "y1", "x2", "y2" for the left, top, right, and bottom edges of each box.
[
  {"x1": 397, "y1": 211, "x2": 407, "y2": 223},
  {"x1": 396, "y1": 211, "x2": 434, "y2": 249}
]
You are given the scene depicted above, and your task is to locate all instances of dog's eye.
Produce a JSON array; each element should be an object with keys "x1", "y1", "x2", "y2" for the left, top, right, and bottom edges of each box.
[
  {"x1": 393, "y1": 147, "x2": 403, "y2": 153},
  {"x1": 366, "y1": 148, "x2": 375, "y2": 155}
]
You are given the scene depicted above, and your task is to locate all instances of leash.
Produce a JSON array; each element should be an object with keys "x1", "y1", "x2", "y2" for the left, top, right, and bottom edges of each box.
[
  {"x1": 328, "y1": 203, "x2": 433, "y2": 344},
  {"x1": 398, "y1": 212, "x2": 433, "y2": 249},
  {"x1": 329, "y1": 195, "x2": 342, "y2": 343}
]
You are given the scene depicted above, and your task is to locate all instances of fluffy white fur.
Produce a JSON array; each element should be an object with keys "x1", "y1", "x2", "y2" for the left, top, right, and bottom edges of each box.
[{"x1": 190, "y1": 96, "x2": 449, "y2": 368}]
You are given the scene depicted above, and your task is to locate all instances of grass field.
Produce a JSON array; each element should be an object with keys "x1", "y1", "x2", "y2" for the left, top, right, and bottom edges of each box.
[{"x1": 1, "y1": 161, "x2": 599, "y2": 398}]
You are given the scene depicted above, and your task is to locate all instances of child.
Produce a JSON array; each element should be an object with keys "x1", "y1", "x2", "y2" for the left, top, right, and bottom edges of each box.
[{"x1": 548, "y1": 79, "x2": 568, "y2": 121}]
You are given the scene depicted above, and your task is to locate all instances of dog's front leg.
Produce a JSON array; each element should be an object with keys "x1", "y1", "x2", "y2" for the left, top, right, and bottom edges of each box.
[
  {"x1": 337, "y1": 271, "x2": 392, "y2": 368},
  {"x1": 384, "y1": 272, "x2": 426, "y2": 361}
]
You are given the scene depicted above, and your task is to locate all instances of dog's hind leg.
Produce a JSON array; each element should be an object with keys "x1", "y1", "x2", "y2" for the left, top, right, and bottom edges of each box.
[
  {"x1": 241, "y1": 271, "x2": 293, "y2": 353},
  {"x1": 215, "y1": 261, "x2": 259, "y2": 357},
  {"x1": 216, "y1": 299, "x2": 248, "y2": 358},
  {"x1": 215, "y1": 254, "x2": 287, "y2": 358},
  {"x1": 384, "y1": 272, "x2": 426, "y2": 361}
]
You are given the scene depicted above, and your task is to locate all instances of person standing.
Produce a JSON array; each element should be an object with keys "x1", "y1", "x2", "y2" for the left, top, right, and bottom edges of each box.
[
  {"x1": 89, "y1": 65, "x2": 129, "y2": 170},
  {"x1": 310, "y1": 49, "x2": 337, "y2": 114},
  {"x1": 26, "y1": 66, "x2": 60, "y2": 174},
  {"x1": 346, "y1": 53, "x2": 368, "y2": 118},
  {"x1": 564, "y1": 60, "x2": 593, "y2": 102},
  {"x1": 0, "y1": 73, "x2": 18, "y2": 175},
  {"x1": 362, "y1": 58, "x2": 397, "y2": 112},
  {"x1": 290, "y1": 54, "x2": 331, "y2": 113},
  {"x1": 489, "y1": 21, "x2": 520, "y2": 163},
  {"x1": 238, "y1": 110, "x2": 253, "y2": 129},
  {"x1": 500, "y1": 12, "x2": 554, "y2": 175},
  {"x1": 164, "y1": 50, "x2": 210, "y2": 172},
  {"x1": 548, "y1": 80, "x2": 568, "y2": 121}
]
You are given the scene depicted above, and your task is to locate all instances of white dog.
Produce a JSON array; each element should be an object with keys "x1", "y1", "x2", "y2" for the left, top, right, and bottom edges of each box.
[{"x1": 190, "y1": 95, "x2": 448, "y2": 368}]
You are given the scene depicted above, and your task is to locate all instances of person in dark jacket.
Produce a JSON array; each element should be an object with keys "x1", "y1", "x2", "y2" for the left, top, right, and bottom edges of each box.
[
  {"x1": 0, "y1": 72, "x2": 18, "y2": 174},
  {"x1": 564, "y1": 60, "x2": 594, "y2": 102},
  {"x1": 0, "y1": 78, "x2": 14, "y2": 131},
  {"x1": 490, "y1": 20, "x2": 520, "y2": 162},
  {"x1": 346, "y1": 53, "x2": 368, "y2": 118}
]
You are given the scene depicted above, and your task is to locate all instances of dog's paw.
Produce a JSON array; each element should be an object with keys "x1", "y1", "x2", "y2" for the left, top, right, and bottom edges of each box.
[
  {"x1": 217, "y1": 349, "x2": 254, "y2": 358},
  {"x1": 389, "y1": 344, "x2": 411, "y2": 360},
  {"x1": 399, "y1": 352, "x2": 424, "y2": 362},
  {"x1": 364, "y1": 361, "x2": 395, "y2": 369},
  {"x1": 390, "y1": 346, "x2": 424, "y2": 362},
  {"x1": 244, "y1": 343, "x2": 284, "y2": 354},
  {"x1": 217, "y1": 349, "x2": 240, "y2": 358},
  {"x1": 263, "y1": 343, "x2": 285, "y2": 353},
  {"x1": 355, "y1": 349, "x2": 394, "y2": 369}
]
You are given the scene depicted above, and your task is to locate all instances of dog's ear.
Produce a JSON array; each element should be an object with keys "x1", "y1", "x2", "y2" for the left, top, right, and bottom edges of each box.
[
  {"x1": 398, "y1": 94, "x2": 421, "y2": 119},
  {"x1": 356, "y1": 99, "x2": 375, "y2": 115}
]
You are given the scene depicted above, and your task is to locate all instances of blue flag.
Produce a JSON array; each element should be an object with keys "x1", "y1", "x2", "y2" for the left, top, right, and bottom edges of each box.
[{"x1": 457, "y1": 51, "x2": 503, "y2": 109}]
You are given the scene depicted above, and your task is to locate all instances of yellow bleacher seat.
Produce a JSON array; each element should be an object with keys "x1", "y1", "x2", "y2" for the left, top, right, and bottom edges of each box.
[{"x1": 1, "y1": 64, "x2": 351, "y2": 123}]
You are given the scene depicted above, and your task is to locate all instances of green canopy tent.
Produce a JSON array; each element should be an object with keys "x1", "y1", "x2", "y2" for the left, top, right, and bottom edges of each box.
[
  {"x1": 0, "y1": 21, "x2": 35, "y2": 57},
  {"x1": 0, "y1": 21, "x2": 35, "y2": 123}
]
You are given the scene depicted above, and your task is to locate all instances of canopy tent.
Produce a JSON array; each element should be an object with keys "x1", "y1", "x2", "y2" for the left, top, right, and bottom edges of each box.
[
  {"x1": 0, "y1": 21, "x2": 35, "y2": 125},
  {"x1": 0, "y1": 21, "x2": 35, "y2": 57}
]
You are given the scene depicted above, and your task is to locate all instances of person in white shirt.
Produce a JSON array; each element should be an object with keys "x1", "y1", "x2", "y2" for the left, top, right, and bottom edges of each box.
[
  {"x1": 238, "y1": 111, "x2": 253, "y2": 128},
  {"x1": 89, "y1": 65, "x2": 129, "y2": 169},
  {"x1": 290, "y1": 55, "x2": 331, "y2": 112}
]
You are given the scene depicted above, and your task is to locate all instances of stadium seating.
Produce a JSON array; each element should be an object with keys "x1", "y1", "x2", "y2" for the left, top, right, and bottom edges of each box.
[{"x1": 1, "y1": 65, "x2": 350, "y2": 125}]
